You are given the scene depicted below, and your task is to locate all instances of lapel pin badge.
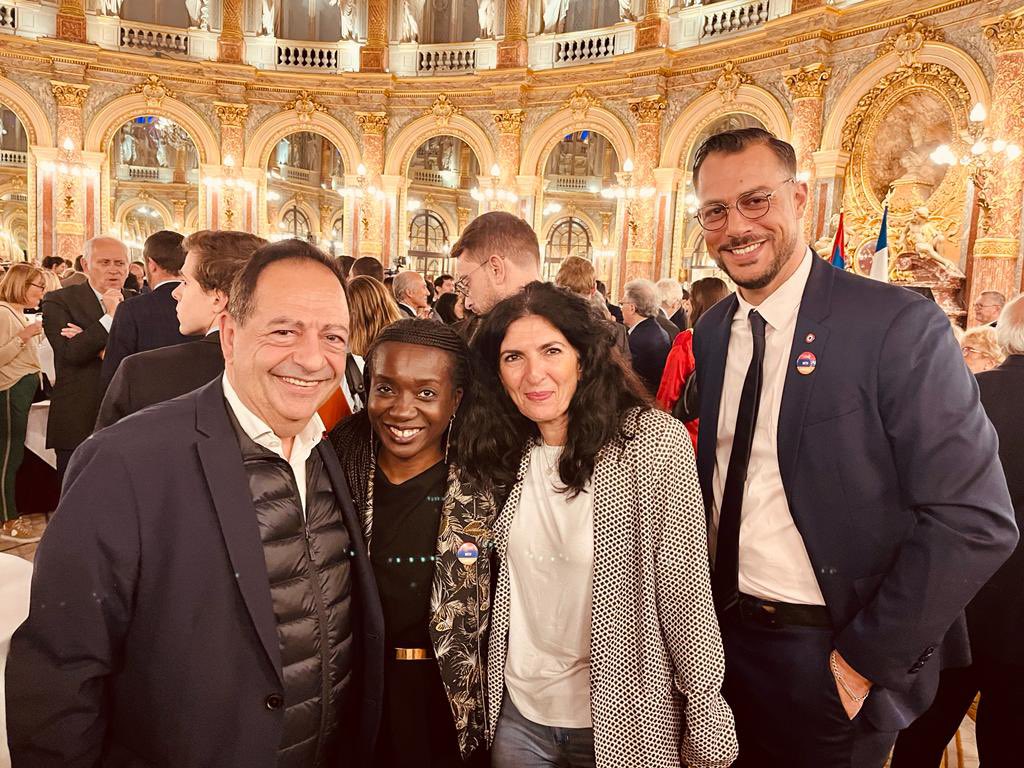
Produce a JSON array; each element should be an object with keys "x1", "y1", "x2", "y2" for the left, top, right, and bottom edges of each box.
[
  {"x1": 457, "y1": 541, "x2": 479, "y2": 566},
  {"x1": 796, "y1": 350, "x2": 817, "y2": 375},
  {"x1": 805, "y1": 333, "x2": 816, "y2": 343}
]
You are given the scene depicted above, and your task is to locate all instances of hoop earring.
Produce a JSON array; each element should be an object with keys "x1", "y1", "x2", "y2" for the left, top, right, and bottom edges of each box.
[{"x1": 444, "y1": 415, "x2": 455, "y2": 464}]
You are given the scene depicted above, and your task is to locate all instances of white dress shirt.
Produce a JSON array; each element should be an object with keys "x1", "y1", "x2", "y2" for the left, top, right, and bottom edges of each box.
[
  {"x1": 221, "y1": 374, "x2": 325, "y2": 513},
  {"x1": 91, "y1": 287, "x2": 114, "y2": 332},
  {"x1": 711, "y1": 248, "x2": 825, "y2": 606}
]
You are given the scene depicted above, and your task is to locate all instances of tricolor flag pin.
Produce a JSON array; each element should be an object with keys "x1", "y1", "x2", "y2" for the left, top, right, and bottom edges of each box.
[
  {"x1": 796, "y1": 351, "x2": 817, "y2": 375},
  {"x1": 457, "y1": 541, "x2": 479, "y2": 566}
]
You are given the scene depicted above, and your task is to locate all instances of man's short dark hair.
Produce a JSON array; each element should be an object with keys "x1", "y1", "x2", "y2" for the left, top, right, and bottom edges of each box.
[
  {"x1": 338, "y1": 254, "x2": 356, "y2": 280},
  {"x1": 350, "y1": 256, "x2": 384, "y2": 282},
  {"x1": 143, "y1": 230, "x2": 187, "y2": 274},
  {"x1": 42, "y1": 256, "x2": 64, "y2": 271},
  {"x1": 450, "y1": 211, "x2": 540, "y2": 269},
  {"x1": 182, "y1": 230, "x2": 267, "y2": 295},
  {"x1": 434, "y1": 274, "x2": 453, "y2": 288},
  {"x1": 228, "y1": 239, "x2": 345, "y2": 325},
  {"x1": 692, "y1": 127, "x2": 797, "y2": 188}
]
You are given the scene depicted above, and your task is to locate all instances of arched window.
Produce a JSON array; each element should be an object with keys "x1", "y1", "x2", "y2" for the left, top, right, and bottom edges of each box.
[
  {"x1": 545, "y1": 217, "x2": 591, "y2": 280},
  {"x1": 280, "y1": 207, "x2": 313, "y2": 242},
  {"x1": 408, "y1": 210, "x2": 449, "y2": 275}
]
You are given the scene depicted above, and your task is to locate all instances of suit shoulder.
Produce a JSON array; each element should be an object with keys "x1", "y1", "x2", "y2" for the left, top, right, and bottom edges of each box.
[
  {"x1": 829, "y1": 268, "x2": 930, "y2": 317},
  {"x1": 41, "y1": 283, "x2": 81, "y2": 305},
  {"x1": 91, "y1": 389, "x2": 201, "y2": 450}
]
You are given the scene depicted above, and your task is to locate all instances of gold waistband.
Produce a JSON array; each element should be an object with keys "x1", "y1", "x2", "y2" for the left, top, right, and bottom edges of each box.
[{"x1": 394, "y1": 647, "x2": 431, "y2": 661}]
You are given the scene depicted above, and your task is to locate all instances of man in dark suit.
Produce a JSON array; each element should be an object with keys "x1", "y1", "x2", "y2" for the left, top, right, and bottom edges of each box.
[
  {"x1": 656, "y1": 278, "x2": 686, "y2": 337},
  {"x1": 59, "y1": 254, "x2": 88, "y2": 287},
  {"x1": 891, "y1": 294, "x2": 1024, "y2": 766},
  {"x1": 620, "y1": 278, "x2": 671, "y2": 396},
  {"x1": 7, "y1": 239, "x2": 385, "y2": 767},
  {"x1": 42, "y1": 236, "x2": 132, "y2": 486},
  {"x1": 690, "y1": 128, "x2": 1016, "y2": 767},
  {"x1": 596, "y1": 280, "x2": 623, "y2": 323},
  {"x1": 100, "y1": 230, "x2": 194, "y2": 387},
  {"x1": 96, "y1": 230, "x2": 267, "y2": 429},
  {"x1": 393, "y1": 270, "x2": 428, "y2": 318}
]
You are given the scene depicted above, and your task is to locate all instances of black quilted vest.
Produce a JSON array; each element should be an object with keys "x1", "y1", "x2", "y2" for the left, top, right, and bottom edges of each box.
[{"x1": 231, "y1": 414, "x2": 355, "y2": 768}]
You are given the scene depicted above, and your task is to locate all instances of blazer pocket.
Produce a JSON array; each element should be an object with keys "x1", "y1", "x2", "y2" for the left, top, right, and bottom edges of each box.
[{"x1": 803, "y1": 404, "x2": 865, "y2": 428}]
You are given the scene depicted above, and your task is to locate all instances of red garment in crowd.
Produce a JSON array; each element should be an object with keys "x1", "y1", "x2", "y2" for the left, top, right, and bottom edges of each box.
[
  {"x1": 317, "y1": 386, "x2": 352, "y2": 432},
  {"x1": 655, "y1": 328, "x2": 699, "y2": 450}
]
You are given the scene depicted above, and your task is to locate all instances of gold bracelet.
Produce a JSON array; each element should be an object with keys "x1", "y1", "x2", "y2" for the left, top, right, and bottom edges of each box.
[{"x1": 830, "y1": 650, "x2": 869, "y2": 703}]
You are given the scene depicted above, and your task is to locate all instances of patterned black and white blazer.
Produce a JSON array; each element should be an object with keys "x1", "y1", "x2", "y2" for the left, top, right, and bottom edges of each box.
[{"x1": 486, "y1": 407, "x2": 738, "y2": 768}]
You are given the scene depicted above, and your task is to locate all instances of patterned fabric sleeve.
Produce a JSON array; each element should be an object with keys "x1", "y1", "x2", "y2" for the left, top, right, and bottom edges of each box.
[{"x1": 650, "y1": 414, "x2": 738, "y2": 768}]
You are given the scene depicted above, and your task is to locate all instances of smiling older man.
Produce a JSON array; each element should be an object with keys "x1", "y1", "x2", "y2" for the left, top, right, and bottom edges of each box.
[{"x1": 7, "y1": 239, "x2": 384, "y2": 768}]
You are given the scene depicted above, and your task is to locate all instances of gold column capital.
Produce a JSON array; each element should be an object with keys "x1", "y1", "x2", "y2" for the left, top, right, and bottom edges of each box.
[
  {"x1": 356, "y1": 112, "x2": 389, "y2": 136},
  {"x1": 783, "y1": 64, "x2": 832, "y2": 100},
  {"x1": 628, "y1": 96, "x2": 668, "y2": 126},
  {"x1": 50, "y1": 81, "x2": 89, "y2": 108},
  {"x1": 984, "y1": 14, "x2": 1024, "y2": 54},
  {"x1": 493, "y1": 109, "x2": 526, "y2": 135}
]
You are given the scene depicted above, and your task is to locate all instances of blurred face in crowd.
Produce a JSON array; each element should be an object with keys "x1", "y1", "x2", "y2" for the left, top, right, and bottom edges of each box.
[
  {"x1": 696, "y1": 143, "x2": 807, "y2": 302},
  {"x1": 498, "y1": 314, "x2": 580, "y2": 446},
  {"x1": 173, "y1": 250, "x2": 226, "y2": 336},
  {"x1": 405, "y1": 275, "x2": 430, "y2": 310},
  {"x1": 129, "y1": 262, "x2": 146, "y2": 285},
  {"x1": 961, "y1": 339, "x2": 999, "y2": 375},
  {"x1": 221, "y1": 259, "x2": 349, "y2": 439},
  {"x1": 24, "y1": 272, "x2": 46, "y2": 309},
  {"x1": 368, "y1": 342, "x2": 462, "y2": 471},
  {"x1": 973, "y1": 297, "x2": 1003, "y2": 325},
  {"x1": 436, "y1": 277, "x2": 455, "y2": 295},
  {"x1": 85, "y1": 239, "x2": 130, "y2": 293}
]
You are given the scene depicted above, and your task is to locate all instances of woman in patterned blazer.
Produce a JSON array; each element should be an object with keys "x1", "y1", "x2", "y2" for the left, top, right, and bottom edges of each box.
[
  {"x1": 330, "y1": 319, "x2": 496, "y2": 767},
  {"x1": 459, "y1": 282, "x2": 737, "y2": 768}
]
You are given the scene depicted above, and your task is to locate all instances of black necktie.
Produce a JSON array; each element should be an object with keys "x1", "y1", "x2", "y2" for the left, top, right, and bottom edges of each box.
[{"x1": 712, "y1": 309, "x2": 768, "y2": 616}]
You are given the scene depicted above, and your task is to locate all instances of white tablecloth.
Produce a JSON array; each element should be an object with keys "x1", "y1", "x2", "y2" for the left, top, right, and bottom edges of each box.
[{"x1": 25, "y1": 401, "x2": 55, "y2": 469}]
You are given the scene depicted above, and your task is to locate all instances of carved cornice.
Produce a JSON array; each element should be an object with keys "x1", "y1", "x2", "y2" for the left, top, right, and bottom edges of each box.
[
  {"x1": 356, "y1": 111, "x2": 389, "y2": 136},
  {"x1": 50, "y1": 80, "x2": 88, "y2": 108},
  {"x1": 493, "y1": 109, "x2": 526, "y2": 135},
  {"x1": 214, "y1": 101, "x2": 250, "y2": 128},
  {"x1": 704, "y1": 62, "x2": 751, "y2": 104},
  {"x1": 283, "y1": 90, "x2": 327, "y2": 124},
  {"x1": 564, "y1": 86, "x2": 599, "y2": 120},
  {"x1": 131, "y1": 74, "x2": 174, "y2": 108},
  {"x1": 628, "y1": 96, "x2": 668, "y2": 125},
  {"x1": 876, "y1": 17, "x2": 944, "y2": 67},
  {"x1": 424, "y1": 94, "x2": 461, "y2": 127},
  {"x1": 783, "y1": 63, "x2": 831, "y2": 100},
  {"x1": 984, "y1": 14, "x2": 1024, "y2": 53}
]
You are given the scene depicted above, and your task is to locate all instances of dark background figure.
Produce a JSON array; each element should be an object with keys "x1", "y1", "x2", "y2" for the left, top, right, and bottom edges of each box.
[
  {"x1": 59, "y1": 254, "x2": 88, "y2": 288},
  {"x1": 620, "y1": 278, "x2": 671, "y2": 397},
  {"x1": 434, "y1": 291, "x2": 462, "y2": 325},
  {"x1": 596, "y1": 279, "x2": 623, "y2": 323},
  {"x1": 350, "y1": 255, "x2": 385, "y2": 283},
  {"x1": 100, "y1": 230, "x2": 193, "y2": 388},
  {"x1": 657, "y1": 278, "x2": 688, "y2": 336},
  {"x1": 42, "y1": 236, "x2": 131, "y2": 486},
  {"x1": 891, "y1": 294, "x2": 1024, "y2": 767}
]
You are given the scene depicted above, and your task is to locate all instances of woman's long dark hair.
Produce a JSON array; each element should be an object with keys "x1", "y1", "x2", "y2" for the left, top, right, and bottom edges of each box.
[
  {"x1": 458, "y1": 282, "x2": 649, "y2": 496},
  {"x1": 434, "y1": 291, "x2": 460, "y2": 324}
]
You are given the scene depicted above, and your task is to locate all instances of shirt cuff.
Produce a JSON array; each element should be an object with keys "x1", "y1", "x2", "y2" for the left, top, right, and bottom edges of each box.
[{"x1": 99, "y1": 314, "x2": 114, "y2": 332}]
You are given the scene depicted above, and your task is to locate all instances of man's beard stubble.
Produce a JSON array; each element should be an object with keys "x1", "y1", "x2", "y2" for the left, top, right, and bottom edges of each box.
[{"x1": 712, "y1": 229, "x2": 798, "y2": 291}]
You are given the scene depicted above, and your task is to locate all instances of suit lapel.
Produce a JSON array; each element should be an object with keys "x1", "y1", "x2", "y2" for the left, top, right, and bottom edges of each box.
[
  {"x1": 194, "y1": 380, "x2": 282, "y2": 682},
  {"x1": 70, "y1": 282, "x2": 104, "y2": 325},
  {"x1": 776, "y1": 255, "x2": 835, "y2": 496},
  {"x1": 696, "y1": 293, "x2": 739, "y2": 515}
]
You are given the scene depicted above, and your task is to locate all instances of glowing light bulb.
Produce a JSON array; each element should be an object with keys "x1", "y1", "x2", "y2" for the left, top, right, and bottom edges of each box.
[
  {"x1": 969, "y1": 103, "x2": 987, "y2": 123},
  {"x1": 62, "y1": 137, "x2": 74, "y2": 152},
  {"x1": 356, "y1": 163, "x2": 367, "y2": 176},
  {"x1": 1007, "y1": 144, "x2": 1022, "y2": 161},
  {"x1": 622, "y1": 159, "x2": 634, "y2": 173}
]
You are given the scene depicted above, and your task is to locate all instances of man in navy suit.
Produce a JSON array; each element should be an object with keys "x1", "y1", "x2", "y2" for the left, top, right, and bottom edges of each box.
[
  {"x1": 690, "y1": 128, "x2": 1016, "y2": 767},
  {"x1": 620, "y1": 278, "x2": 671, "y2": 397},
  {"x1": 100, "y1": 229, "x2": 195, "y2": 388}
]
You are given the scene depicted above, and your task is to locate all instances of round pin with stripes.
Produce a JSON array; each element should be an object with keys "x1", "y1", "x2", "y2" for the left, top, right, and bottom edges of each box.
[
  {"x1": 796, "y1": 350, "x2": 817, "y2": 375},
  {"x1": 457, "y1": 541, "x2": 479, "y2": 566}
]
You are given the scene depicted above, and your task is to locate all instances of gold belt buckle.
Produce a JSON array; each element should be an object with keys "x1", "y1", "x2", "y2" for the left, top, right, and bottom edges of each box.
[{"x1": 394, "y1": 647, "x2": 430, "y2": 661}]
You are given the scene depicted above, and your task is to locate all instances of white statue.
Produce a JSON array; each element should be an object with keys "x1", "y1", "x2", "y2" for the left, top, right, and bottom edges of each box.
[
  {"x1": 618, "y1": 0, "x2": 636, "y2": 21},
  {"x1": 339, "y1": 0, "x2": 357, "y2": 40},
  {"x1": 119, "y1": 133, "x2": 137, "y2": 166},
  {"x1": 477, "y1": 0, "x2": 495, "y2": 38},
  {"x1": 400, "y1": 0, "x2": 425, "y2": 43},
  {"x1": 184, "y1": 0, "x2": 210, "y2": 30},
  {"x1": 542, "y1": 0, "x2": 570, "y2": 34},
  {"x1": 900, "y1": 206, "x2": 945, "y2": 260},
  {"x1": 94, "y1": 0, "x2": 124, "y2": 16},
  {"x1": 260, "y1": 0, "x2": 277, "y2": 37}
]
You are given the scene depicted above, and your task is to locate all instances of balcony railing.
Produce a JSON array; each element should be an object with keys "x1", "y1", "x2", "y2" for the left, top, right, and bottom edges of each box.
[
  {"x1": 245, "y1": 36, "x2": 360, "y2": 72},
  {"x1": 530, "y1": 23, "x2": 636, "y2": 70},
  {"x1": 389, "y1": 39, "x2": 498, "y2": 77},
  {"x1": 277, "y1": 41, "x2": 339, "y2": 70},
  {"x1": 0, "y1": 149, "x2": 27, "y2": 167},
  {"x1": 115, "y1": 165, "x2": 199, "y2": 184},
  {"x1": 119, "y1": 21, "x2": 189, "y2": 55},
  {"x1": 546, "y1": 175, "x2": 604, "y2": 194},
  {"x1": 670, "y1": 0, "x2": 791, "y2": 48},
  {"x1": 0, "y1": 4, "x2": 15, "y2": 32}
]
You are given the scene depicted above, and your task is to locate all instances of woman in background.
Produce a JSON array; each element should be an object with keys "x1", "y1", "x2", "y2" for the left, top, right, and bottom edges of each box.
[
  {"x1": 434, "y1": 292, "x2": 464, "y2": 325},
  {"x1": 960, "y1": 325, "x2": 1005, "y2": 375},
  {"x1": 347, "y1": 275, "x2": 403, "y2": 356}
]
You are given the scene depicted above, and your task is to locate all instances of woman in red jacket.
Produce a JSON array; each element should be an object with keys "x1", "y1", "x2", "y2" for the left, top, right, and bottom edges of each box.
[{"x1": 656, "y1": 277, "x2": 730, "y2": 448}]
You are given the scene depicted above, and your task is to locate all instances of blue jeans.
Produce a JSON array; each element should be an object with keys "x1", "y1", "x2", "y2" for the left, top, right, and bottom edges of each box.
[{"x1": 491, "y1": 692, "x2": 596, "y2": 768}]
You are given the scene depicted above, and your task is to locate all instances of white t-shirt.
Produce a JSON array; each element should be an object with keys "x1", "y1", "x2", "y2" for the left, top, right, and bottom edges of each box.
[{"x1": 504, "y1": 442, "x2": 594, "y2": 728}]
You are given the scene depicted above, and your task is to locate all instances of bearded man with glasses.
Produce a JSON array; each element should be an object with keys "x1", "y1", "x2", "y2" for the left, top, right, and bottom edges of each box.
[{"x1": 689, "y1": 127, "x2": 1016, "y2": 767}]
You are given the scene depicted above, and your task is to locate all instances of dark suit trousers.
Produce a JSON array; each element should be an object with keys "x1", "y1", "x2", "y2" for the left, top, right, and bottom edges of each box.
[
  {"x1": 890, "y1": 659, "x2": 1024, "y2": 768},
  {"x1": 722, "y1": 613, "x2": 897, "y2": 768},
  {"x1": 55, "y1": 449, "x2": 74, "y2": 492}
]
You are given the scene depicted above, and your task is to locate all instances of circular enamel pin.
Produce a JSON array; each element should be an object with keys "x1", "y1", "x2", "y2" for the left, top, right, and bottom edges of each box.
[
  {"x1": 805, "y1": 333, "x2": 816, "y2": 343},
  {"x1": 796, "y1": 351, "x2": 817, "y2": 375},
  {"x1": 457, "y1": 542, "x2": 479, "y2": 566}
]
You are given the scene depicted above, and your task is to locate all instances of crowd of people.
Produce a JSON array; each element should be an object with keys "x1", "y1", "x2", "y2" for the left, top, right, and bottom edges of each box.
[{"x1": 1, "y1": 127, "x2": 1021, "y2": 768}]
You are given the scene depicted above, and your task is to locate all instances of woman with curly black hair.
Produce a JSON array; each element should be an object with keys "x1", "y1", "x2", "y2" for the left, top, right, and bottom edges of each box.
[
  {"x1": 330, "y1": 319, "x2": 495, "y2": 767},
  {"x1": 458, "y1": 282, "x2": 737, "y2": 768}
]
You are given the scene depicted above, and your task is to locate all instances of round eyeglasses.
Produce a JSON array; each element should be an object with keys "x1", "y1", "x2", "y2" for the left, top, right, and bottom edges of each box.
[{"x1": 694, "y1": 178, "x2": 795, "y2": 231}]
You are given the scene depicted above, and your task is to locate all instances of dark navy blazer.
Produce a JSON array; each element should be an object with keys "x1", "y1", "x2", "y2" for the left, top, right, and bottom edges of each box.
[
  {"x1": 7, "y1": 378, "x2": 385, "y2": 767},
  {"x1": 693, "y1": 254, "x2": 1017, "y2": 731}
]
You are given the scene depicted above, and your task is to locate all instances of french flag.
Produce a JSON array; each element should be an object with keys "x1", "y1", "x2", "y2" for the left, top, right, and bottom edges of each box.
[{"x1": 870, "y1": 206, "x2": 890, "y2": 283}]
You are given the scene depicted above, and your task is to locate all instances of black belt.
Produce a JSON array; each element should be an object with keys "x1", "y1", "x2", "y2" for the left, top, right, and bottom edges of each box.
[{"x1": 730, "y1": 593, "x2": 832, "y2": 629}]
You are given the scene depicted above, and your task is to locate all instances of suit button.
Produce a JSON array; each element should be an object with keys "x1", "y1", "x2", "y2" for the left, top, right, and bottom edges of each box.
[{"x1": 265, "y1": 693, "x2": 284, "y2": 710}]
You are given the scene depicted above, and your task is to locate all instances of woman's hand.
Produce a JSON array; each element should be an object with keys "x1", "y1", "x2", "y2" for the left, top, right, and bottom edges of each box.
[{"x1": 17, "y1": 321, "x2": 44, "y2": 341}]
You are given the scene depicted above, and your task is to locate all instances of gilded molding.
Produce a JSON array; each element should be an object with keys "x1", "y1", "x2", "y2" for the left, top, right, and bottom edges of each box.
[
  {"x1": 214, "y1": 101, "x2": 250, "y2": 127},
  {"x1": 283, "y1": 90, "x2": 327, "y2": 124},
  {"x1": 875, "y1": 17, "x2": 944, "y2": 67},
  {"x1": 356, "y1": 111, "x2": 389, "y2": 135},
  {"x1": 424, "y1": 94, "x2": 461, "y2": 127},
  {"x1": 493, "y1": 109, "x2": 526, "y2": 135},
  {"x1": 564, "y1": 86, "x2": 599, "y2": 120},
  {"x1": 984, "y1": 15, "x2": 1024, "y2": 54},
  {"x1": 705, "y1": 62, "x2": 751, "y2": 104},
  {"x1": 628, "y1": 95, "x2": 668, "y2": 125},
  {"x1": 783, "y1": 63, "x2": 831, "y2": 100},
  {"x1": 50, "y1": 81, "x2": 88, "y2": 108},
  {"x1": 131, "y1": 74, "x2": 174, "y2": 109}
]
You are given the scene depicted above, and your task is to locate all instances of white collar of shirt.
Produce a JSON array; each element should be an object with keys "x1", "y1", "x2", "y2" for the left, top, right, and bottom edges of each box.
[
  {"x1": 152, "y1": 279, "x2": 182, "y2": 290},
  {"x1": 627, "y1": 317, "x2": 645, "y2": 334},
  {"x1": 220, "y1": 373, "x2": 324, "y2": 463},
  {"x1": 733, "y1": 247, "x2": 814, "y2": 330}
]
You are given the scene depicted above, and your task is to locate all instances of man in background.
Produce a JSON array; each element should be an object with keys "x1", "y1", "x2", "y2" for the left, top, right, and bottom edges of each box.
[{"x1": 620, "y1": 278, "x2": 671, "y2": 396}]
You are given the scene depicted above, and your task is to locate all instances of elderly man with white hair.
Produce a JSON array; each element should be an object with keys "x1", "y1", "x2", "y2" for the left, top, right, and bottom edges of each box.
[
  {"x1": 891, "y1": 292, "x2": 1024, "y2": 766},
  {"x1": 392, "y1": 269, "x2": 429, "y2": 318},
  {"x1": 656, "y1": 278, "x2": 685, "y2": 340},
  {"x1": 620, "y1": 278, "x2": 672, "y2": 396},
  {"x1": 41, "y1": 235, "x2": 131, "y2": 486}
]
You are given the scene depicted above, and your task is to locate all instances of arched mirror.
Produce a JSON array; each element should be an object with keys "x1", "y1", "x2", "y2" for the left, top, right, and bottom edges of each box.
[
  {"x1": 266, "y1": 131, "x2": 345, "y2": 253},
  {"x1": 0, "y1": 105, "x2": 29, "y2": 261}
]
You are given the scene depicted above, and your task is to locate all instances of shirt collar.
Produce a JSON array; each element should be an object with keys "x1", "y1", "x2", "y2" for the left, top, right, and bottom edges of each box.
[
  {"x1": 152, "y1": 279, "x2": 182, "y2": 290},
  {"x1": 734, "y1": 247, "x2": 814, "y2": 330},
  {"x1": 220, "y1": 373, "x2": 325, "y2": 458}
]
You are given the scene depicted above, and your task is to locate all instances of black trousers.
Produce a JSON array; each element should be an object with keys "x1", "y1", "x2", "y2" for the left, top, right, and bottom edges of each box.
[
  {"x1": 722, "y1": 613, "x2": 897, "y2": 768},
  {"x1": 890, "y1": 659, "x2": 1024, "y2": 768},
  {"x1": 55, "y1": 448, "x2": 74, "y2": 492}
]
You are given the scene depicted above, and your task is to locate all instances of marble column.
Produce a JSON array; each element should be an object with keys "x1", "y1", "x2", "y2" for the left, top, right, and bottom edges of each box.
[
  {"x1": 973, "y1": 14, "x2": 1024, "y2": 308},
  {"x1": 625, "y1": 96, "x2": 667, "y2": 281},
  {"x1": 47, "y1": 81, "x2": 90, "y2": 261},
  {"x1": 213, "y1": 102, "x2": 251, "y2": 231},
  {"x1": 355, "y1": 112, "x2": 389, "y2": 259},
  {"x1": 56, "y1": 0, "x2": 87, "y2": 44},
  {"x1": 637, "y1": 0, "x2": 669, "y2": 51},
  {"x1": 218, "y1": 0, "x2": 245, "y2": 64},
  {"x1": 498, "y1": 0, "x2": 528, "y2": 69},
  {"x1": 361, "y1": 0, "x2": 389, "y2": 73},
  {"x1": 783, "y1": 64, "x2": 831, "y2": 241},
  {"x1": 493, "y1": 109, "x2": 526, "y2": 213}
]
